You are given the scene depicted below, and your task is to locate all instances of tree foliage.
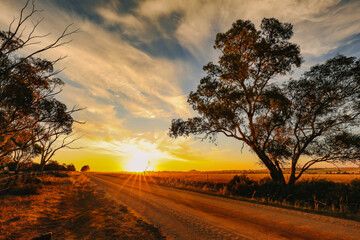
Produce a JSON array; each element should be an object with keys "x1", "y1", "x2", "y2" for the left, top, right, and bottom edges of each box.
[
  {"x1": 81, "y1": 165, "x2": 90, "y2": 172},
  {"x1": 0, "y1": 0, "x2": 81, "y2": 170},
  {"x1": 170, "y1": 18, "x2": 360, "y2": 184}
]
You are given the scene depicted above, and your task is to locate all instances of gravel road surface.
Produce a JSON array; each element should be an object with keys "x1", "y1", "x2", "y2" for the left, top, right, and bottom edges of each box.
[{"x1": 85, "y1": 172, "x2": 360, "y2": 240}]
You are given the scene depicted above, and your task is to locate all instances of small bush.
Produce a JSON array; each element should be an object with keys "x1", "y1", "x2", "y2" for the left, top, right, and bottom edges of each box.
[
  {"x1": 8, "y1": 184, "x2": 41, "y2": 196},
  {"x1": 26, "y1": 163, "x2": 42, "y2": 172},
  {"x1": 349, "y1": 179, "x2": 360, "y2": 213},
  {"x1": 44, "y1": 161, "x2": 67, "y2": 171},
  {"x1": 81, "y1": 165, "x2": 90, "y2": 172},
  {"x1": 25, "y1": 177, "x2": 42, "y2": 184},
  {"x1": 226, "y1": 175, "x2": 360, "y2": 215},
  {"x1": 66, "y1": 164, "x2": 76, "y2": 171},
  {"x1": 49, "y1": 172, "x2": 69, "y2": 178},
  {"x1": 155, "y1": 174, "x2": 360, "y2": 216},
  {"x1": 259, "y1": 177, "x2": 272, "y2": 185},
  {"x1": 229, "y1": 174, "x2": 255, "y2": 185}
]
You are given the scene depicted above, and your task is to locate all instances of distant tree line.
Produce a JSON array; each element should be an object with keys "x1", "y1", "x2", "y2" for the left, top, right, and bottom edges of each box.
[
  {"x1": 0, "y1": 0, "x2": 82, "y2": 173},
  {"x1": 6, "y1": 160, "x2": 76, "y2": 172}
]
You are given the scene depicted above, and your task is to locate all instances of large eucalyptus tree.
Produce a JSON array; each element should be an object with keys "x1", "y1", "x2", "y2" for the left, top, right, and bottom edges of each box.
[{"x1": 170, "y1": 18, "x2": 360, "y2": 184}]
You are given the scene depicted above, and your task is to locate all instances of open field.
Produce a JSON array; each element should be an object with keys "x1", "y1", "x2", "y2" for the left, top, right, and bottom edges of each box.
[
  {"x1": 0, "y1": 172, "x2": 164, "y2": 240},
  {"x1": 146, "y1": 168, "x2": 360, "y2": 183}
]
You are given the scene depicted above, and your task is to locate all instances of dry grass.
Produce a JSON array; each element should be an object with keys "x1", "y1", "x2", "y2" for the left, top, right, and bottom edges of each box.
[
  {"x1": 0, "y1": 172, "x2": 164, "y2": 240},
  {"x1": 147, "y1": 170, "x2": 360, "y2": 183}
]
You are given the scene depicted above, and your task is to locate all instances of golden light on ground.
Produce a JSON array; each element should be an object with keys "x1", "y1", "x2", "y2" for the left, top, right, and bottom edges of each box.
[{"x1": 125, "y1": 148, "x2": 156, "y2": 172}]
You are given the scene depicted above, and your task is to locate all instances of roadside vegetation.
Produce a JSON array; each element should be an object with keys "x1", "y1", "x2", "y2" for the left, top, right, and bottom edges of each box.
[
  {"x1": 154, "y1": 173, "x2": 360, "y2": 221},
  {"x1": 148, "y1": 169, "x2": 360, "y2": 183},
  {"x1": 0, "y1": 172, "x2": 164, "y2": 240},
  {"x1": 97, "y1": 171, "x2": 360, "y2": 220}
]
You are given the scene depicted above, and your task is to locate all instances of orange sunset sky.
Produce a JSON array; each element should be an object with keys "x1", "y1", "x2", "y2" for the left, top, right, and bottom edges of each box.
[{"x1": 1, "y1": 0, "x2": 360, "y2": 172}]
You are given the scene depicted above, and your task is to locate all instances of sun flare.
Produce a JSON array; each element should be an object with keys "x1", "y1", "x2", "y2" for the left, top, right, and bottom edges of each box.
[{"x1": 126, "y1": 149, "x2": 155, "y2": 172}]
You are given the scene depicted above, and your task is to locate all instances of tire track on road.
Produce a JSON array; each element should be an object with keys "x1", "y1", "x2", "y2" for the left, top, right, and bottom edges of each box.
[
  {"x1": 86, "y1": 173, "x2": 360, "y2": 240},
  {"x1": 87, "y1": 173, "x2": 248, "y2": 239}
]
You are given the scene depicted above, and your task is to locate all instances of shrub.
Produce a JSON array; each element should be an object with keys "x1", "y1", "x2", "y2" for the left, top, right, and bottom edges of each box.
[
  {"x1": 81, "y1": 165, "x2": 90, "y2": 172},
  {"x1": 66, "y1": 164, "x2": 76, "y2": 171},
  {"x1": 229, "y1": 174, "x2": 255, "y2": 185},
  {"x1": 49, "y1": 172, "x2": 69, "y2": 178},
  {"x1": 27, "y1": 163, "x2": 42, "y2": 172},
  {"x1": 8, "y1": 184, "x2": 41, "y2": 196},
  {"x1": 156, "y1": 174, "x2": 360, "y2": 215},
  {"x1": 44, "y1": 161, "x2": 67, "y2": 171},
  {"x1": 25, "y1": 177, "x2": 42, "y2": 184},
  {"x1": 349, "y1": 179, "x2": 360, "y2": 213},
  {"x1": 227, "y1": 174, "x2": 257, "y2": 197},
  {"x1": 226, "y1": 175, "x2": 360, "y2": 214},
  {"x1": 259, "y1": 177, "x2": 272, "y2": 185}
]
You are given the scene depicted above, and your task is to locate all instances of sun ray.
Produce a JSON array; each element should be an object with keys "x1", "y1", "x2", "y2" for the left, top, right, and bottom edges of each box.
[
  {"x1": 138, "y1": 174, "x2": 142, "y2": 199},
  {"x1": 130, "y1": 173, "x2": 139, "y2": 193},
  {"x1": 142, "y1": 173, "x2": 152, "y2": 192},
  {"x1": 145, "y1": 174, "x2": 158, "y2": 185},
  {"x1": 118, "y1": 173, "x2": 135, "y2": 191}
]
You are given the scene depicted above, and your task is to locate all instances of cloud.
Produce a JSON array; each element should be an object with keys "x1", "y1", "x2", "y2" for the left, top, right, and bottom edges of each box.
[
  {"x1": 0, "y1": 0, "x2": 192, "y2": 121},
  {"x1": 97, "y1": 6, "x2": 145, "y2": 37},
  {"x1": 127, "y1": 0, "x2": 359, "y2": 61},
  {"x1": 0, "y1": 0, "x2": 198, "y2": 168},
  {"x1": 293, "y1": 1, "x2": 360, "y2": 57}
]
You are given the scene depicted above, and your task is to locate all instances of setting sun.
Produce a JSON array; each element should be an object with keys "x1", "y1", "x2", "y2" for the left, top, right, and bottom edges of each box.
[{"x1": 125, "y1": 149, "x2": 155, "y2": 172}]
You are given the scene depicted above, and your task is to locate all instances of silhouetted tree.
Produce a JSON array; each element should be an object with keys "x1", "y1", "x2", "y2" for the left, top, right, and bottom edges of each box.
[
  {"x1": 43, "y1": 160, "x2": 66, "y2": 171},
  {"x1": 37, "y1": 127, "x2": 82, "y2": 171},
  {"x1": 81, "y1": 165, "x2": 90, "y2": 172},
  {"x1": 170, "y1": 18, "x2": 360, "y2": 184},
  {"x1": 0, "y1": 0, "x2": 80, "y2": 164},
  {"x1": 66, "y1": 163, "x2": 76, "y2": 171}
]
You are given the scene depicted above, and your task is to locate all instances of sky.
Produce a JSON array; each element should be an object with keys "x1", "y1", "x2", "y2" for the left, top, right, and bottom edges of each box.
[{"x1": 1, "y1": 0, "x2": 360, "y2": 172}]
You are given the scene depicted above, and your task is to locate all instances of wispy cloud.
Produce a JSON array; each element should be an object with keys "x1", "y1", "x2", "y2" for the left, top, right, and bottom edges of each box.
[
  {"x1": 97, "y1": 6, "x2": 145, "y2": 37},
  {"x1": 118, "y1": 0, "x2": 359, "y2": 60}
]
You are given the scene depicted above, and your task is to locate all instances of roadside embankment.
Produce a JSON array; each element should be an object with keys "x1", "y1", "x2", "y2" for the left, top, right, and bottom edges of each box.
[{"x1": 0, "y1": 172, "x2": 164, "y2": 240}]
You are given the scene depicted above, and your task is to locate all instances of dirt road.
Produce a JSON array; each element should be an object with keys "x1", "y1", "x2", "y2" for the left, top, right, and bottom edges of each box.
[{"x1": 85, "y1": 172, "x2": 360, "y2": 240}]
